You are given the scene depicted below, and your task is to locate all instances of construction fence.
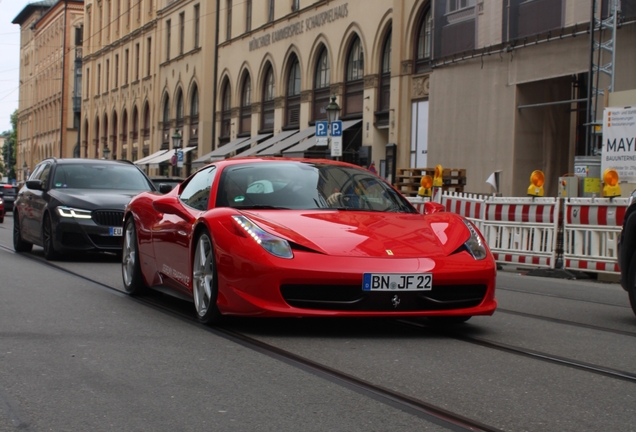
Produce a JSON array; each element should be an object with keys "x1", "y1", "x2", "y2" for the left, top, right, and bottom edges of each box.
[{"x1": 408, "y1": 192, "x2": 629, "y2": 275}]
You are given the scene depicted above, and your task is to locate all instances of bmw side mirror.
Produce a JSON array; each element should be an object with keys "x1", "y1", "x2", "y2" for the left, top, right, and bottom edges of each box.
[
  {"x1": 159, "y1": 183, "x2": 174, "y2": 194},
  {"x1": 26, "y1": 180, "x2": 43, "y2": 191}
]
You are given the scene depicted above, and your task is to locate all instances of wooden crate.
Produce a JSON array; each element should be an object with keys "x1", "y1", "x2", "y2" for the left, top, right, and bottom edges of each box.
[{"x1": 395, "y1": 167, "x2": 466, "y2": 197}]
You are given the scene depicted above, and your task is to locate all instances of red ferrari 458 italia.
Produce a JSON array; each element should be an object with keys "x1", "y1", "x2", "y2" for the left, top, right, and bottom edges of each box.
[{"x1": 122, "y1": 158, "x2": 497, "y2": 324}]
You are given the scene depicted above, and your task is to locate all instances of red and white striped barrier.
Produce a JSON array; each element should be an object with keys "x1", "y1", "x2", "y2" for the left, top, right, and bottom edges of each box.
[
  {"x1": 563, "y1": 197, "x2": 628, "y2": 274},
  {"x1": 481, "y1": 197, "x2": 560, "y2": 269}
]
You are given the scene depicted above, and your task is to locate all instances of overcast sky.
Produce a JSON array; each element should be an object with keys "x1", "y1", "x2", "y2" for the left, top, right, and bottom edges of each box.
[{"x1": 0, "y1": 0, "x2": 32, "y2": 133}]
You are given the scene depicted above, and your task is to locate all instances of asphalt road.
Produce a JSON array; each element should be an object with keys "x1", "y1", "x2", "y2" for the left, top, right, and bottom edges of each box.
[{"x1": 0, "y1": 211, "x2": 635, "y2": 431}]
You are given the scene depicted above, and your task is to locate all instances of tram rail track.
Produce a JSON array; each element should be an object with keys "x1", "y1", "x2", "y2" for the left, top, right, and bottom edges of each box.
[{"x1": 3, "y1": 241, "x2": 636, "y2": 430}]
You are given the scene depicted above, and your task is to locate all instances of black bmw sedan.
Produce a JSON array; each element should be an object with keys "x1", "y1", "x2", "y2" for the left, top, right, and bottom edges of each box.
[{"x1": 13, "y1": 158, "x2": 156, "y2": 260}]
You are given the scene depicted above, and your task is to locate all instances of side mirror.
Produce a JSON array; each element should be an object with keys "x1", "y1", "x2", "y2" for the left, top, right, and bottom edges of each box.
[
  {"x1": 152, "y1": 195, "x2": 195, "y2": 223},
  {"x1": 423, "y1": 201, "x2": 445, "y2": 215},
  {"x1": 159, "y1": 183, "x2": 174, "y2": 194},
  {"x1": 26, "y1": 180, "x2": 43, "y2": 191}
]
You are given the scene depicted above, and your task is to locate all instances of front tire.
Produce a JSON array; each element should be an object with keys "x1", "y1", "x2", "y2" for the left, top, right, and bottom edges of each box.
[
  {"x1": 42, "y1": 215, "x2": 60, "y2": 261},
  {"x1": 192, "y1": 230, "x2": 221, "y2": 324},
  {"x1": 13, "y1": 211, "x2": 33, "y2": 252},
  {"x1": 122, "y1": 217, "x2": 147, "y2": 295}
]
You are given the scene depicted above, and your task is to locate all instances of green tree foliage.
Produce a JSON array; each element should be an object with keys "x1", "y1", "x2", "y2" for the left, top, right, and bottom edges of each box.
[{"x1": 1, "y1": 110, "x2": 17, "y2": 181}]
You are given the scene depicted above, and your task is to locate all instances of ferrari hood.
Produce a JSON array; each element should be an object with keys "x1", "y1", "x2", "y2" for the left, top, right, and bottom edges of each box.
[
  {"x1": 241, "y1": 210, "x2": 472, "y2": 258},
  {"x1": 49, "y1": 189, "x2": 141, "y2": 211}
]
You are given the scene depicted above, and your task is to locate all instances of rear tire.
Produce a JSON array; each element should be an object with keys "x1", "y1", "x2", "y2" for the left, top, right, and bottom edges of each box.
[
  {"x1": 122, "y1": 217, "x2": 147, "y2": 295},
  {"x1": 192, "y1": 230, "x2": 221, "y2": 325},
  {"x1": 13, "y1": 211, "x2": 33, "y2": 252}
]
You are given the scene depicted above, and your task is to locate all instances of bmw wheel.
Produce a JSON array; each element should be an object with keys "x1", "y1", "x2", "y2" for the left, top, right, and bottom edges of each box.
[
  {"x1": 122, "y1": 217, "x2": 147, "y2": 295},
  {"x1": 13, "y1": 212, "x2": 33, "y2": 252},
  {"x1": 192, "y1": 230, "x2": 221, "y2": 324},
  {"x1": 42, "y1": 215, "x2": 60, "y2": 261}
]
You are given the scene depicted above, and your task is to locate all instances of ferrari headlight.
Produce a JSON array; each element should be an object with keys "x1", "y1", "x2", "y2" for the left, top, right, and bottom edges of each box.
[
  {"x1": 463, "y1": 220, "x2": 487, "y2": 260},
  {"x1": 57, "y1": 206, "x2": 93, "y2": 219},
  {"x1": 232, "y1": 215, "x2": 293, "y2": 259}
]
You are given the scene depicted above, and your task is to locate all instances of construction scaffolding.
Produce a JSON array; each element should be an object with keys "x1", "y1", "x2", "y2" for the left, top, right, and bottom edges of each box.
[{"x1": 587, "y1": 0, "x2": 621, "y2": 155}]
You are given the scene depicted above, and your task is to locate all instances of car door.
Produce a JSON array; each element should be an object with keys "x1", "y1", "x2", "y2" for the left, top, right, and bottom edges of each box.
[
  {"x1": 18, "y1": 163, "x2": 49, "y2": 242},
  {"x1": 152, "y1": 166, "x2": 217, "y2": 292},
  {"x1": 26, "y1": 162, "x2": 53, "y2": 244}
]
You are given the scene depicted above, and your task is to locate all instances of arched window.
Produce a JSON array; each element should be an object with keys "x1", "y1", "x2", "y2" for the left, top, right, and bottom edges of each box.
[
  {"x1": 377, "y1": 29, "x2": 392, "y2": 124},
  {"x1": 162, "y1": 96, "x2": 170, "y2": 148},
  {"x1": 285, "y1": 54, "x2": 301, "y2": 128},
  {"x1": 240, "y1": 73, "x2": 251, "y2": 135},
  {"x1": 102, "y1": 114, "x2": 109, "y2": 157},
  {"x1": 344, "y1": 36, "x2": 364, "y2": 116},
  {"x1": 143, "y1": 102, "x2": 150, "y2": 138},
  {"x1": 83, "y1": 119, "x2": 89, "y2": 158},
  {"x1": 94, "y1": 117, "x2": 100, "y2": 158},
  {"x1": 190, "y1": 84, "x2": 199, "y2": 145},
  {"x1": 176, "y1": 89, "x2": 184, "y2": 129},
  {"x1": 121, "y1": 109, "x2": 128, "y2": 159},
  {"x1": 414, "y1": 8, "x2": 432, "y2": 73},
  {"x1": 112, "y1": 111, "x2": 118, "y2": 159},
  {"x1": 312, "y1": 46, "x2": 330, "y2": 121},
  {"x1": 220, "y1": 80, "x2": 231, "y2": 145},
  {"x1": 260, "y1": 65, "x2": 275, "y2": 131},
  {"x1": 132, "y1": 105, "x2": 139, "y2": 142}
]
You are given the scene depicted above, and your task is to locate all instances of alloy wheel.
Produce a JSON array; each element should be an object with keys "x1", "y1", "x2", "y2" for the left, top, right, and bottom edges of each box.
[{"x1": 193, "y1": 233, "x2": 214, "y2": 318}]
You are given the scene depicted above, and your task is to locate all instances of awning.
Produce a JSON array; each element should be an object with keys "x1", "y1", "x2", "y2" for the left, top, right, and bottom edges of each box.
[
  {"x1": 235, "y1": 130, "x2": 299, "y2": 157},
  {"x1": 257, "y1": 126, "x2": 316, "y2": 156},
  {"x1": 134, "y1": 150, "x2": 169, "y2": 165},
  {"x1": 283, "y1": 120, "x2": 362, "y2": 156},
  {"x1": 191, "y1": 137, "x2": 251, "y2": 166},
  {"x1": 147, "y1": 146, "x2": 196, "y2": 166}
]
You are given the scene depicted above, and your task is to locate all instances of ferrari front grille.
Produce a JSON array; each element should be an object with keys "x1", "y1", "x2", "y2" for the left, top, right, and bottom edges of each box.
[
  {"x1": 92, "y1": 210, "x2": 124, "y2": 227},
  {"x1": 280, "y1": 284, "x2": 488, "y2": 311}
]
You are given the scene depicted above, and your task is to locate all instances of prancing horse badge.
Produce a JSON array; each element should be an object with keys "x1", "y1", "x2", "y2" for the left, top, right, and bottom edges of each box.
[{"x1": 391, "y1": 295, "x2": 400, "y2": 308}]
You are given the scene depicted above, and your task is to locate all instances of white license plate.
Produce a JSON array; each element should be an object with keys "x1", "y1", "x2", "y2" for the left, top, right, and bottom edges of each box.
[
  {"x1": 362, "y1": 273, "x2": 433, "y2": 291},
  {"x1": 109, "y1": 227, "x2": 123, "y2": 236}
]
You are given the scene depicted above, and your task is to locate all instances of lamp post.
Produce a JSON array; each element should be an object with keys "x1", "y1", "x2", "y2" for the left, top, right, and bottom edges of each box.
[
  {"x1": 172, "y1": 130, "x2": 182, "y2": 177},
  {"x1": 22, "y1": 161, "x2": 27, "y2": 181},
  {"x1": 325, "y1": 95, "x2": 341, "y2": 160},
  {"x1": 102, "y1": 145, "x2": 111, "y2": 160}
]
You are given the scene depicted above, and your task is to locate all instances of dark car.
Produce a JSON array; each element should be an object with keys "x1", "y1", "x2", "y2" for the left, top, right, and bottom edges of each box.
[
  {"x1": 13, "y1": 158, "x2": 156, "y2": 260},
  {"x1": 0, "y1": 195, "x2": 4, "y2": 223},
  {"x1": 0, "y1": 183, "x2": 17, "y2": 212},
  {"x1": 150, "y1": 177, "x2": 183, "y2": 194},
  {"x1": 619, "y1": 191, "x2": 636, "y2": 316}
]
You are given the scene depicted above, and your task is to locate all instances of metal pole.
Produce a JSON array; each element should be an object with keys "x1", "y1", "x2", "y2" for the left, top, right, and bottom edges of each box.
[{"x1": 586, "y1": 0, "x2": 596, "y2": 156}]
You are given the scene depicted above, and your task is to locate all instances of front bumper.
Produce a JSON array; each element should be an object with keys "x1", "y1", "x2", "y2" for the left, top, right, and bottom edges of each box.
[
  {"x1": 52, "y1": 210, "x2": 124, "y2": 253},
  {"x1": 215, "y1": 249, "x2": 498, "y2": 318}
]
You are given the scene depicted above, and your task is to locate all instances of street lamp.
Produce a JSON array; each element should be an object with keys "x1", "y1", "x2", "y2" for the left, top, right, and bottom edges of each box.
[
  {"x1": 102, "y1": 145, "x2": 111, "y2": 160},
  {"x1": 325, "y1": 95, "x2": 341, "y2": 160},
  {"x1": 22, "y1": 161, "x2": 27, "y2": 181},
  {"x1": 326, "y1": 94, "x2": 341, "y2": 126},
  {"x1": 172, "y1": 130, "x2": 182, "y2": 177}
]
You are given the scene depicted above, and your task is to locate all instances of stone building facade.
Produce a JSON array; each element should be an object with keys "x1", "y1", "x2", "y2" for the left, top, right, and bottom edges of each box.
[
  {"x1": 13, "y1": 0, "x2": 85, "y2": 180},
  {"x1": 80, "y1": 0, "x2": 216, "y2": 177}
]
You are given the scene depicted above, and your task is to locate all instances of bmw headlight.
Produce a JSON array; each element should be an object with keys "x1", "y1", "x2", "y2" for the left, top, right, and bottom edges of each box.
[
  {"x1": 57, "y1": 206, "x2": 93, "y2": 219},
  {"x1": 232, "y1": 215, "x2": 293, "y2": 259},
  {"x1": 463, "y1": 220, "x2": 487, "y2": 260}
]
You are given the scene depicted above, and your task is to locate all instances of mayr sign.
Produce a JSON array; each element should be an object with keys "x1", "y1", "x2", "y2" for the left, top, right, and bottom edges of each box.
[
  {"x1": 249, "y1": 3, "x2": 349, "y2": 51},
  {"x1": 602, "y1": 107, "x2": 636, "y2": 182}
]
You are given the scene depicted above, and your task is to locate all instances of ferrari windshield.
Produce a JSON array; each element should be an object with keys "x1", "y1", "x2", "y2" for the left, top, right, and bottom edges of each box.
[
  {"x1": 217, "y1": 161, "x2": 415, "y2": 213},
  {"x1": 52, "y1": 163, "x2": 153, "y2": 191}
]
